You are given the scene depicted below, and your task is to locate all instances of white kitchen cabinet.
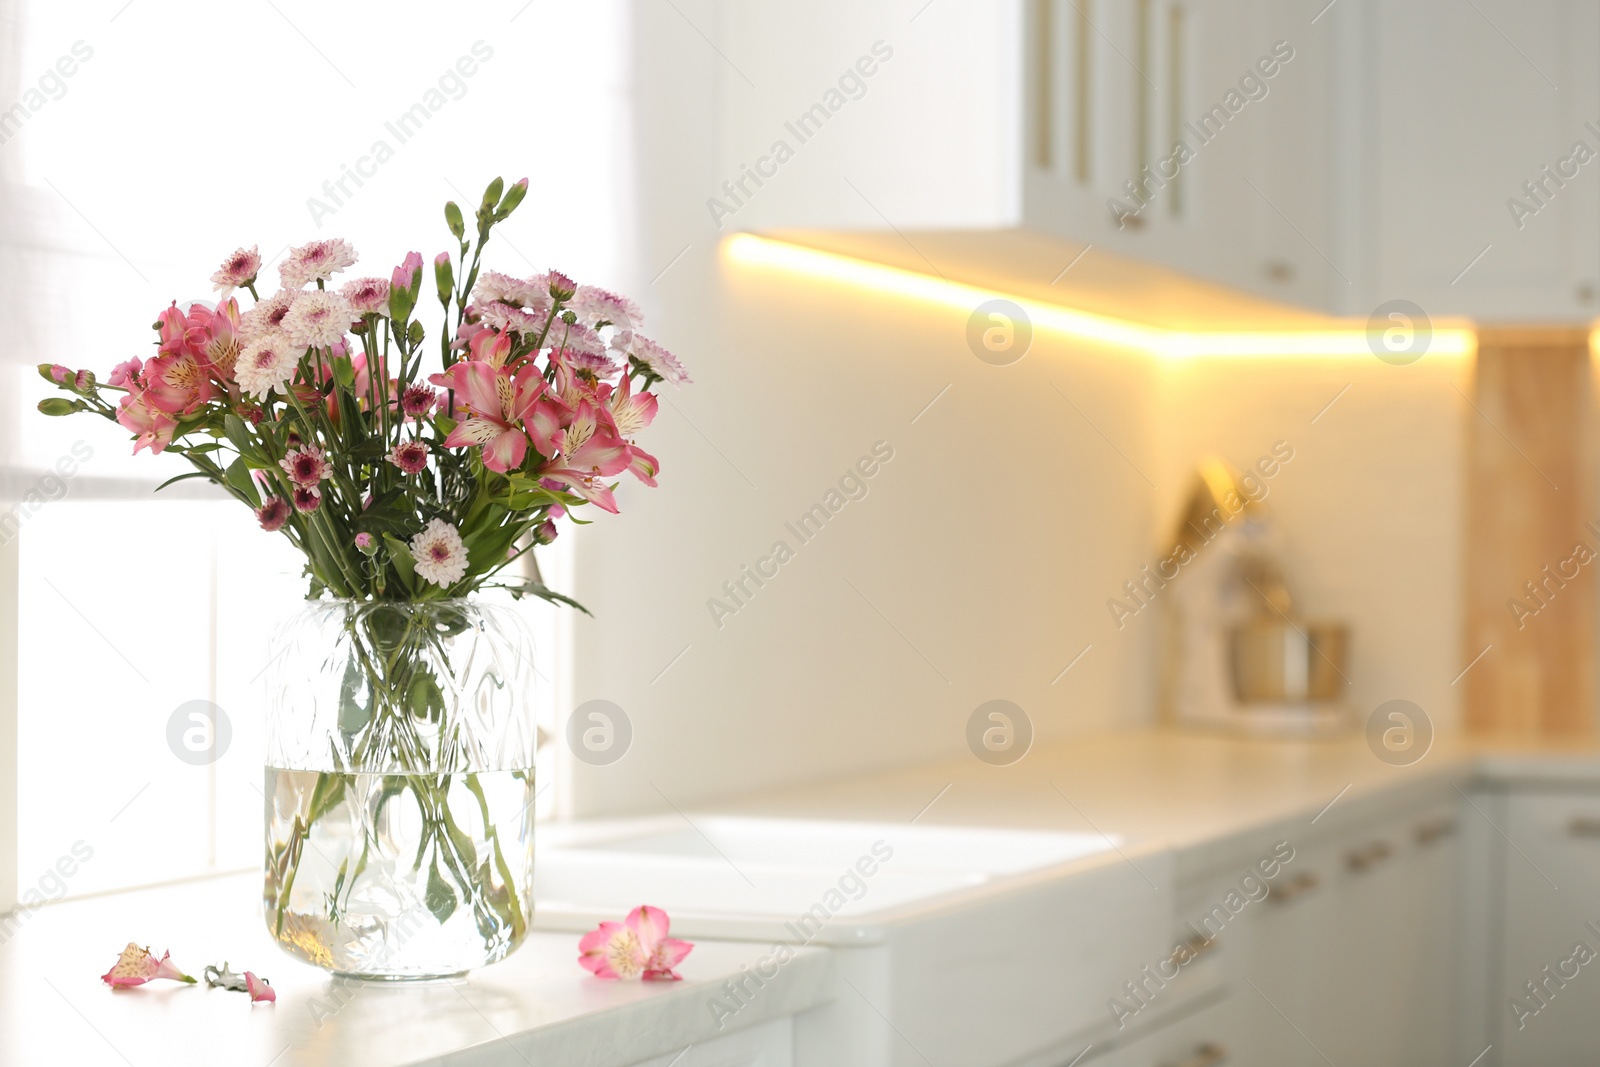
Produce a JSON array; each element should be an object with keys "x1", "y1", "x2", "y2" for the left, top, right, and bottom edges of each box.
[
  {"x1": 1365, "y1": 0, "x2": 1600, "y2": 321},
  {"x1": 1297, "y1": 806, "x2": 1459, "y2": 1066},
  {"x1": 1022, "y1": 0, "x2": 1345, "y2": 312},
  {"x1": 1489, "y1": 787, "x2": 1600, "y2": 1066},
  {"x1": 629, "y1": 1018, "x2": 793, "y2": 1067}
]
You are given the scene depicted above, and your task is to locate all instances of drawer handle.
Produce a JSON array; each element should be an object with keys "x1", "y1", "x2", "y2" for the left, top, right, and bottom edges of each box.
[
  {"x1": 1569, "y1": 817, "x2": 1600, "y2": 838},
  {"x1": 1416, "y1": 817, "x2": 1456, "y2": 845},
  {"x1": 1268, "y1": 872, "x2": 1320, "y2": 904},
  {"x1": 1163, "y1": 1043, "x2": 1227, "y2": 1067},
  {"x1": 1346, "y1": 841, "x2": 1394, "y2": 873},
  {"x1": 1167, "y1": 932, "x2": 1219, "y2": 968}
]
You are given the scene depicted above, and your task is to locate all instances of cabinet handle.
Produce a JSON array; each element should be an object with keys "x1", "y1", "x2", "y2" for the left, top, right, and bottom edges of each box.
[
  {"x1": 1162, "y1": 1043, "x2": 1227, "y2": 1067},
  {"x1": 1268, "y1": 872, "x2": 1320, "y2": 904},
  {"x1": 1346, "y1": 841, "x2": 1394, "y2": 873},
  {"x1": 1568, "y1": 816, "x2": 1600, "y2": 837},
  {"x1": 1415, "y1": 817, "x2": 1456, "y2": 846},
  {"x1": 1167, "y1": 932, "x2": 1219, "y2": 968}
]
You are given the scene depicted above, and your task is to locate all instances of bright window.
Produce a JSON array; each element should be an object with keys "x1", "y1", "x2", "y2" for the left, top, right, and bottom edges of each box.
[{"x1": 5, "y1": 0, "x2": 624, "y2": 900}]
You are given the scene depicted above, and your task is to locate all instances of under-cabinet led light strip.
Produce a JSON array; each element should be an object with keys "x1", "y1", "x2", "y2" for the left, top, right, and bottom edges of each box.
[{"x1": 724, "y1": 233, "x2": 1479, "y2": 360}]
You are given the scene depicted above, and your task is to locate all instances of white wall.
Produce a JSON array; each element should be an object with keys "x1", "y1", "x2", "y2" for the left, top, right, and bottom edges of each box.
[{"x1": 562, "y1": 0, "x2": 1472, "y2": 815}]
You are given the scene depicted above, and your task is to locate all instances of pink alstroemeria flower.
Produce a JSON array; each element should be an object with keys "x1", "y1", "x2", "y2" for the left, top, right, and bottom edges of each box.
[
  {"x1": 578, "y1": 906, "x2": 693, "y2": 981},
  {"x1": 604, "y1": 375, "x2": 661, "y2": 487},
  {"x1": 538, "y1": 400, "x2": 630, "y2": 513},
  {"x1": 101, "y1": 943, "x2": 197, "y2": 988},
  {"x1": 430, "y1": 361, "x2": 547, "y2": 473},
  {"x1": 244, "y1": 971, "x2": 276, "y2": 1004},
  {"x1": 115, "y1": 390, "x2": 178, "y2": 455}
]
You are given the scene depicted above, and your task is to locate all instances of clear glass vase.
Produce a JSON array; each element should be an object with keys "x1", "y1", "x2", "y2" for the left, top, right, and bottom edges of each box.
[{"x1": 263, "y1": 598, "x2": 537, "y2": 979}]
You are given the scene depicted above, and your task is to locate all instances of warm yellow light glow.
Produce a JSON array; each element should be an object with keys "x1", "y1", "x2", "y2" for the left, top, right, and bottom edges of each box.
[{"x1": 725, "y1": 233, "x2": 1478, "y2": 360}]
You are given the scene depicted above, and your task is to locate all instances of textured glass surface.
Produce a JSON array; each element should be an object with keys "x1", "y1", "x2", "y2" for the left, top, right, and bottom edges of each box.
[{"x1": 263, "y1": 599, "x2": 536, "y2": 978}]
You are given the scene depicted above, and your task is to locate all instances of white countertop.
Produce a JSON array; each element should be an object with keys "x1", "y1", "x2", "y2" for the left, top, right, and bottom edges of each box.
[
  {"x1": 0, "y1": 872, "x2": 834, "y2": 1067},
  {"x1": 690, "y1": 728, "x2": 1600, "y2": 881},
  {"x1": 9, "y1": 728, "x2": 1600, "y2": 1067}
]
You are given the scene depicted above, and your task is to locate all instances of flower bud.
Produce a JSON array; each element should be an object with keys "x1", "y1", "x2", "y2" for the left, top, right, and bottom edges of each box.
[
  {"x1": 494, "y1": 178, "x2": 529, "y2": 221},
  {"x1": 435, "y1": 252, "x2": 454, "y2": 308}
]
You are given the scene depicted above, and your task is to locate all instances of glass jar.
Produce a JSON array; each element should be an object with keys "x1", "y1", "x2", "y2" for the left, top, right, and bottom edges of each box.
[{"x1": 263, "y1": 598, "x2": 537, "y2": 978}]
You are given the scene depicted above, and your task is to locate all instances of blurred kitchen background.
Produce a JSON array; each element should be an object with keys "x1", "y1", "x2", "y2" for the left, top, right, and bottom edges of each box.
[{"x1": 2, "y1": 0, "x2": 1599, "y2": 1062}]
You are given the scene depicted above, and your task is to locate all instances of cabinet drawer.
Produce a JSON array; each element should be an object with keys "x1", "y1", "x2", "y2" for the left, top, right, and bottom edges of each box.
[{"x1": 1103, "y1": 998, "x2": 1234, "y2": 1067}]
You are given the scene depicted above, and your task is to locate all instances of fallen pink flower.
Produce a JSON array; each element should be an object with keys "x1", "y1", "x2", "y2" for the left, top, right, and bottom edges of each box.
[
  {"x1": 101, "y1": 943, "x2": 197, "y2": 988},
  {"x1": 243, "y1": 971, "x2": 276, "y2": 1004},
  {"x1": 579, "y1": 905, "x2": 692, "y2": 981}
]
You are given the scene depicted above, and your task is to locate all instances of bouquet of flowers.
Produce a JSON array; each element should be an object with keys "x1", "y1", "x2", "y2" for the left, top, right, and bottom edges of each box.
[
  {"x1": 37, "y1": 175, "x2": 688, "y2": 606},
  {"x1": 36, "y1": 178, "x2": 690, "y2": 974}
]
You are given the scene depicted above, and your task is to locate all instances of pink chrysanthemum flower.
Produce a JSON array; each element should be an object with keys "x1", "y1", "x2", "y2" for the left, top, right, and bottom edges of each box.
[
  {"x1": 400, "y1": 384, "x2": 438, "y2": 417},
  {"x1": 235, "y1": 334, "x2": 300, "y2": 400},
  {"x1": 548, "y1": 320, "x2": 607, "y2": 359},
  {"x1": 558, "y1": 346, "x2": 622, "y2": 380},
  {"x1": 291, "y1": 486, "x2": 322, "y2": 512},
  {"x1": 476, "y1": 301, "x2": 543, "y2": 335},
  {"x1": 211, "y1": 245, "x2": 261, "y2": 297},
  {"x1": 409, "y1": 518, "x2": 468, "y2": 587},
  {"x1": 280, "y1": 291, "x2": 354, "y2": 351},
  {"x1": 279, "y1": 238, "x2": 358, "y2": 289},
  {"x1": 546, "y1": 270, "x2": 577, "y2": 300},
  {"x1": 571, "y1": 285, "x2": 641, "y2": 329},
  {"x1": 280, "y1": 445, "x2": 331, "y2": 488},
  {"x1": 354, "y1": 532, "x2": 373, "y2": 549},
  {"x1": 255, "y1": 498, "x2": 290, "y2": 531},
  {"x1": 339, "y1": 276, "x2": 391, "y2": 316},
  {"x1": 630, "y1": 336, "x2": 691, "y2": 386},
  {"x1": 239, "y1": 290, "x2": 298, "y2": 343},
  {"x1": 388, "y1": 439, "x2": 430, "y2": 475}
]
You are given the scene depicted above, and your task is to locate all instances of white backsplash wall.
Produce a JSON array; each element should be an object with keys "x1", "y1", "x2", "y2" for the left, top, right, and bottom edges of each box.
[
  {"x1": 1147, "y1": 354, "x2": 1471, "y2": 734},
  {"x1": 557, "y1": 0, "x2": 1469, "y2": 817}
]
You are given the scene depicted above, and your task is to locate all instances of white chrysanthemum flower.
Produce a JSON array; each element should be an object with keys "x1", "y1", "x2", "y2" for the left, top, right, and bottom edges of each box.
[
  {"x1": 280, "y1": 290, "x2": 354, "y2": 351},
  {"x1": 235, "y1": 333, "x2": 301, "y2": 400},
  {"x1": 476, "y1": 301, "x2": 543, "y2": 335},
  {"x1": 630, "y1": 335, "x2": 691, "y2": 385},
  {"x1": 239, "y1": 290, "x2": 298, "y2": 343},
  {"x1": 548, "y1": 320, "x2": 607, "y2": 359},
  {"x1": 474, "y1": 271, "x2": 554, "y2": 317},
  {"x1": 410, "y1": 518, "x2": 469, "y2": 587},
  {"x1": 279, "y1": 238, "x2": 358, "y2": 289},
  {"x1": 571, "y1": 285, "x2": 641, "y2": 329}
]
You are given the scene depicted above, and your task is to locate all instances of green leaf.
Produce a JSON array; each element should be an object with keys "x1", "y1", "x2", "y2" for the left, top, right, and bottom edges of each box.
[
  {"x1": 154, "y1": 471, "x2": 215, "y2": 493},
  {"x1": 496, "y1": 578, "x2": 592, "y2": 615},
  {"x1": 337, "y1": 656, "x2": 370, "y2": 735},
  {"x1": 223, "y1": 414, "x2": 270, "y2": 467},
  {"x1": 36, "y1": 398, "x2": 80, "y2": 416},
  {"x1": 424, "y1": 858, "x2": 458, "y2": 924},
  {"x1": 331, "y1": 355, "x2": 356, "y2": 389},
  {"x1": 382, "y1": 534, "x2": 417, "y2": 594},
  {"x1": 356, "y1": 490, "x2": 418, "y2": 535},
  {"x1": 224, "y1": 457, "x2": 260, "y2": 505}
]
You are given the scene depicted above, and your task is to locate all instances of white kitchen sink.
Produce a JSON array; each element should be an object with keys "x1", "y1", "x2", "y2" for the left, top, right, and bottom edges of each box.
[{"x1": 534, "y1": 815, "x2": 1118, "y2": 941}]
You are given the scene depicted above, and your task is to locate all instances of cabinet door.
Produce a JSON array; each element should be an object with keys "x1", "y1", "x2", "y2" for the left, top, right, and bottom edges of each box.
[
  {"x1": 1177, "y1": 848, "x2": 1327, "y2": 1067},
  {"x1": 1104, "y1": 997, "x2": 1234, "y2": 1067},
  {"x1": 1370, "y1": 0, "x2": 1600, "y2": 319},
  {"x1": 1297, "y1": 808, "x2": 1459, "y2": 1067},
  {"x1": 1495, "y1": 790, "x2": 1600, "y2": 1065}
]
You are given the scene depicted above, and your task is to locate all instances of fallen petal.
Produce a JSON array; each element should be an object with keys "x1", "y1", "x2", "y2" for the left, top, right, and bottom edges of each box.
[{"x1": 244, "y1": 971, "x2": 276, "y2": 1004}]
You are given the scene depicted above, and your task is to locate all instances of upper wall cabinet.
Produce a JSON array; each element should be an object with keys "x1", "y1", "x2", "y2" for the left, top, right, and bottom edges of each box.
[
  {"x1": 714, "y1": 0, "x2": 1600, "y2": 321},
  {"x1": 1020, "y1": 0, "x2": 1600, "y2": 320},
  {"x1": 1363, "y1": 0, "x2": 1600, "y2": 321},
  {"x1": 1021, "y1": 0, "x2": 1345, "y2": 313}
]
